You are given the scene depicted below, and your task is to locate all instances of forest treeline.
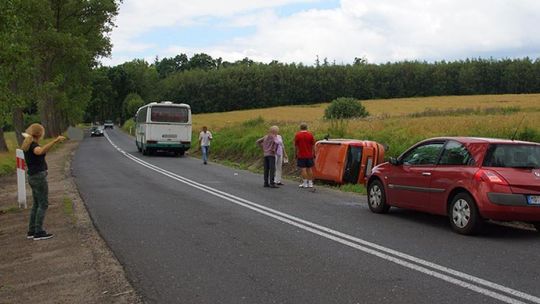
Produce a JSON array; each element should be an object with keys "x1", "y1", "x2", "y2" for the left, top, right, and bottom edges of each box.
[{"x1": 87, "y1": 55, "x2": 540, "y2": 124}]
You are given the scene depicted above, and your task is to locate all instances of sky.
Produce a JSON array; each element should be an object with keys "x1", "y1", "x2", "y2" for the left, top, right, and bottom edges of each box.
[{"x1": 101, "y1": 0, "x2": 540, "y2": 66}]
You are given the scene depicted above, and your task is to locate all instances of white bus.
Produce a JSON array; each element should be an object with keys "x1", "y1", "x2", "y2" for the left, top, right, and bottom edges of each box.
[{"x1": 135, "y1": 101, "x2": 192, "y2": 156}]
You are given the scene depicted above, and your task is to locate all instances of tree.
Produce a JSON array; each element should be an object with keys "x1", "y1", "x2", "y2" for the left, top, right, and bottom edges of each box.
[
  {"x1": 156, "y1": 54, "x2": 188, "y2": 78},
  {"x1": 123, "y1": 93, "x2": 144, "y2": 119},
  {"x1": 86, "y1": 67, "x2": 115, "y2": 123},
  {"x1": 29, "y1": 0, "x2": 119, "y2": 137},
  {"x1": 0, "y1": 0, "x2": 39, "y2": 150},
  {"x1": 189, "y1": 53, "x2": 217, "y2": 70}
]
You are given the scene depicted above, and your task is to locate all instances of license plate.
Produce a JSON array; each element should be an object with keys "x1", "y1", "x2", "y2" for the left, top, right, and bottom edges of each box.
[
  {"x1": 527, "y1": 195, "x2": 540, "y2": 205},
  {"x1": 162, "y1": 134, "x2": 177, "y2": 138}
]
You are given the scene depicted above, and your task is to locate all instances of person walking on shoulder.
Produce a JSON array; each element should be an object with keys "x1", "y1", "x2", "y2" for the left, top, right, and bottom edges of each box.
[
  {"x1": 294, "y1": 123, "x2": 315, "y2": 188},
  {"x1": 199, "y1": 126, "x2": 212, "y2": 165},
  {"x1": 21, "y1": 123, "x2": 66, "y2": 240},
  {"x1": 273, "y1": 126, "x2": 289, "y2": 185},
  {"x1": 256, "y1": 126, "x2": 279, "y2": 188}
]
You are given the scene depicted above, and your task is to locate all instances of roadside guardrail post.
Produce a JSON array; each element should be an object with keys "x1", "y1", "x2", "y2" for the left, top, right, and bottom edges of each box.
[{"x1": 16, "y1": 149, "x2": 27, "y2": 209}]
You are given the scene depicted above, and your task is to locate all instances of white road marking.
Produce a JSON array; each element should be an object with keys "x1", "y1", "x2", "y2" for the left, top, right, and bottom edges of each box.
[{"x1": 104, "y1": 132, "x2": 539, "y2": 304}]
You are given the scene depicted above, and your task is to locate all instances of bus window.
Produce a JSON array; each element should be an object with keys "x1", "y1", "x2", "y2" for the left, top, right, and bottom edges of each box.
[
  {"x1": 151, "y1": 106, "x2": 189, "y2": 123},
  {"x1": 137, "y1": 107, "x2": 148, "y2": 123}
]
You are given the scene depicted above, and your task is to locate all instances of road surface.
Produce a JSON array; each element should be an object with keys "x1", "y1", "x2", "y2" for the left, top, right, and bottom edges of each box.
[{"x1": 72, "y1": 129, "x2": 540, "y2": 304}]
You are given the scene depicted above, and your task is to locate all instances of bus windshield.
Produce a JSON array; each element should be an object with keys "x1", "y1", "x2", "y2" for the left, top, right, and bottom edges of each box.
[{"x1": 150, "y1": 106, "x2": 189, "y2": 123}]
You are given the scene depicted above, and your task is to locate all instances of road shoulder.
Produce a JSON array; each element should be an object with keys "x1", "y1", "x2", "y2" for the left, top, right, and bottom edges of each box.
[{"x1": 0, "y1": 141, "x2": 141, "y2": 304}]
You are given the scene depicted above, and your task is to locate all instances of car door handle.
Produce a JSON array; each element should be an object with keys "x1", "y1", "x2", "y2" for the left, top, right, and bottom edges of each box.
[{"x1": 422, "y1": 172, "x2": 432, "y2": 176}]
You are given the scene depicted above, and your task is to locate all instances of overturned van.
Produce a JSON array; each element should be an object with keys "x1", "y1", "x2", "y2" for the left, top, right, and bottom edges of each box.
[{"x1": 313, "y1": 139, "x2": 386, "y2": 184}]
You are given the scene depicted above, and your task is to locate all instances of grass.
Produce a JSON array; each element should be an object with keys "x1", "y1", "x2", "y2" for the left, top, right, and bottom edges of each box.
[
  {"x1": 63, "y1": 196, "x2": 76, "y2": 223},
  {"x1": 0, "y1": 132, "x2": 19, "y2": 176},
  {"x1": 191, "y1": 93, "x2": 540, "y2": 186},
  {"x1": 0, "y1": 205, "x2": 24, "y2": 215},
  {"x1": 335, "y1": 183, "x2": 367, "y2": 195}
]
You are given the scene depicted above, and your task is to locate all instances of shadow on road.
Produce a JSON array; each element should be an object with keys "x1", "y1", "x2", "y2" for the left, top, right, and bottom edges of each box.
[{"x1": 384, "y1": 208, "x2": 539, "y2": 239}]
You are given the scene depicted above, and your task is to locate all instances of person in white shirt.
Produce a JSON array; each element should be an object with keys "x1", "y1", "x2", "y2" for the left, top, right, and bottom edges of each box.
[
  {"x1": 198, "y1": 126, "x2": 213, "y2": 165},
  {"x1": 273, "y1": 126, "x2": 289, "y2": 185}
]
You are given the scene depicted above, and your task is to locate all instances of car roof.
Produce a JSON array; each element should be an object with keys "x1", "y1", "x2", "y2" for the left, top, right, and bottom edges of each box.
[{"x1": 424, "y1": 137, "x2": 540, "y2": 145}]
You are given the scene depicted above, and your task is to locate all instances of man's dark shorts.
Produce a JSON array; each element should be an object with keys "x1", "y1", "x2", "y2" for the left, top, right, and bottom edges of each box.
[{"x1": 297, "y1": 158, "x2": 314, "y2": 168}]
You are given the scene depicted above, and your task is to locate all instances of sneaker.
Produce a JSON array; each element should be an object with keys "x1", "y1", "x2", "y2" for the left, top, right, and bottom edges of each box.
[
  {"x1": 33, "y1": 231, "x2": 54, "y2": 241},
  {"x1": 26, "y1": 231, "x2": 34, "y2": 239},
  {"x1": 269, "y1": 184, "x2": 279, "y2": 188},
  {"x1": 276, "y1": 182, "x2": 284, "y2": 186},
  {"x1": 299, "y1": 183, "x2": 307, "y2": 188},
  {"x1": 307, "y1": 181, "x2": 314, "y2": 188},
  {"x1": 203, "y1": 161, "x2": 207, "y2": 165},
  {"x1": 264, "y1": 184, "x2": 270, "y2": 188}
]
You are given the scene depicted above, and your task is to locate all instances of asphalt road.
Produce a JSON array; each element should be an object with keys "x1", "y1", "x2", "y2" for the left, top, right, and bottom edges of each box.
[{"x1": 72, "y1": 129, "x2": 540, "y2": 304}]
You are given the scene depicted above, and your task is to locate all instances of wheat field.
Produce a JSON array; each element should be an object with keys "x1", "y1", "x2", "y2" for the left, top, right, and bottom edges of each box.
[{"x1": 193, "y1": 93, "x2": 540, "y2": 131}]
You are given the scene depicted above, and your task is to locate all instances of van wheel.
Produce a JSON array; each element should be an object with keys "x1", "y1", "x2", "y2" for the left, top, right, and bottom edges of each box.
[
  {"x1": 449, "y1": 193, "x2": 482, "y2": 235},
  {"x1": 367, "y1": 180, "x2": 390, "y2": 214}
]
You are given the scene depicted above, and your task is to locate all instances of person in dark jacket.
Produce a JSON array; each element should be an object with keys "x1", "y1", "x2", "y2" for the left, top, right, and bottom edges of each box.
[{"x1": 21, "y1": 123, "x2": 65, "y2": 240}]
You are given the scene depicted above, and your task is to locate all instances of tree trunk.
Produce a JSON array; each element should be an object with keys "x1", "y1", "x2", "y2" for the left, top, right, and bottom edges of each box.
[
  {"x1": 0, "y1": 127, "x2": 9, "y2": 152},
  {"x1": 40, "y1": 97, "x2": 62, "y2": 138},
  {"x1": 12, "y1": 107, "x2": 24, "y2": 145}
]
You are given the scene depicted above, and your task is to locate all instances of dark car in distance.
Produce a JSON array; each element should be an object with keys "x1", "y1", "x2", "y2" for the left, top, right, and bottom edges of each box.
[
  {"x1": 366, "y1": 137, "x2": 540, "y2": 235},
  {"x1": 104, "y1": 120, "x2": 114, "y2": 129},
  {"x1": 90, "y1": 126, "x2": 104, "y2": 137}
]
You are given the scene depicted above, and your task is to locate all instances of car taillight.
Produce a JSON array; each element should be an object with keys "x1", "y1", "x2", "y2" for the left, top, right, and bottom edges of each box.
[{"x1": 474, "y1": 169, "x2": 509, "y2": 185}]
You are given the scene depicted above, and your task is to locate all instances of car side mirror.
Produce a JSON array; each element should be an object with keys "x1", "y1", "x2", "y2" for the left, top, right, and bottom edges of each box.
[{"x1": 389, "y1": 157, "x2": 401, "y2": 166}]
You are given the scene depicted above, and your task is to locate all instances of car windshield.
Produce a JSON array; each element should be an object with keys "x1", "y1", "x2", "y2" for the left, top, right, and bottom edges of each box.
[
  {"x1": 483, "y1": 144, "x2": 540, "y2": 168},
  {"x1": 150, "y1": 106, "x2": 189, "y2": 123}
]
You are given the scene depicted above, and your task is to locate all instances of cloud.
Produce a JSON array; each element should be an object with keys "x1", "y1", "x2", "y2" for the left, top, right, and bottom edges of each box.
[{"x1": 102, "y1": 0, "x2": 540, "y2": 66}]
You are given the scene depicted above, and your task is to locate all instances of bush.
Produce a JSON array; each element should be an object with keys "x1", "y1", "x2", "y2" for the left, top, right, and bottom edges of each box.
[
  {"x1": 324, "y1": 97, "x2": 369, "y2": 119},
  {"x1": 122, "y1": 118, "x2": 136, "y2": 136}
]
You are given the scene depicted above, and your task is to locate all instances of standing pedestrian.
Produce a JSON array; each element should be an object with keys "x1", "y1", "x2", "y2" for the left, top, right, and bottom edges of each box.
[
  {"x1": 256, "y1": 126, "x2": 279, "y2": 188},
  {"x1": 199, "y1": 126, "x2": 213, "y2": 165},
  {"x1": 273, "y1": 126, "x2": 289, "y2": 185},
  {"x1": 21, "y1": 123, "x2": 66, "y2": 240},
  {"x1": 294, "y1": 123, "x2": 315, "y2": 188}
]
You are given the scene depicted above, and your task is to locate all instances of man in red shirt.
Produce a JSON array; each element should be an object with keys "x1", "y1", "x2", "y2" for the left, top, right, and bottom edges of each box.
[{"x1": 294, "y1": 123, "x2": 315, "y2": 188}]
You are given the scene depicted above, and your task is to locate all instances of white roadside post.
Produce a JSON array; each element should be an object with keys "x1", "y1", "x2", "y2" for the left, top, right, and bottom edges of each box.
[{"x1": 16, "y1": 149, "x2": 27, "y2": 209}]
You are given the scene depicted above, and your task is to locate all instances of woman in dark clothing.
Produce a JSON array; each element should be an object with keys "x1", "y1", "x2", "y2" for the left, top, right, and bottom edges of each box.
[{"x1": 21, "y1": 123, "x2": 65, "y2": 240}]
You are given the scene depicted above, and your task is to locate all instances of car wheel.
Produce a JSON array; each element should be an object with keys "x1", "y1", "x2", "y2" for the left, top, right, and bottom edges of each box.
[
  {"x1": 367, "y1": 180, "x2": 390, "y2": 214},
  {"x1": 449, "y1": 192, "x2": 482, "y2": 235}
]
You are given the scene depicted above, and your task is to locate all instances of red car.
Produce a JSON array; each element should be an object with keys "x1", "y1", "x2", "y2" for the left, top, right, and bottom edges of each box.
[{"x1": 366, "y1": 137, "x2": 540, "y2": 235}]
